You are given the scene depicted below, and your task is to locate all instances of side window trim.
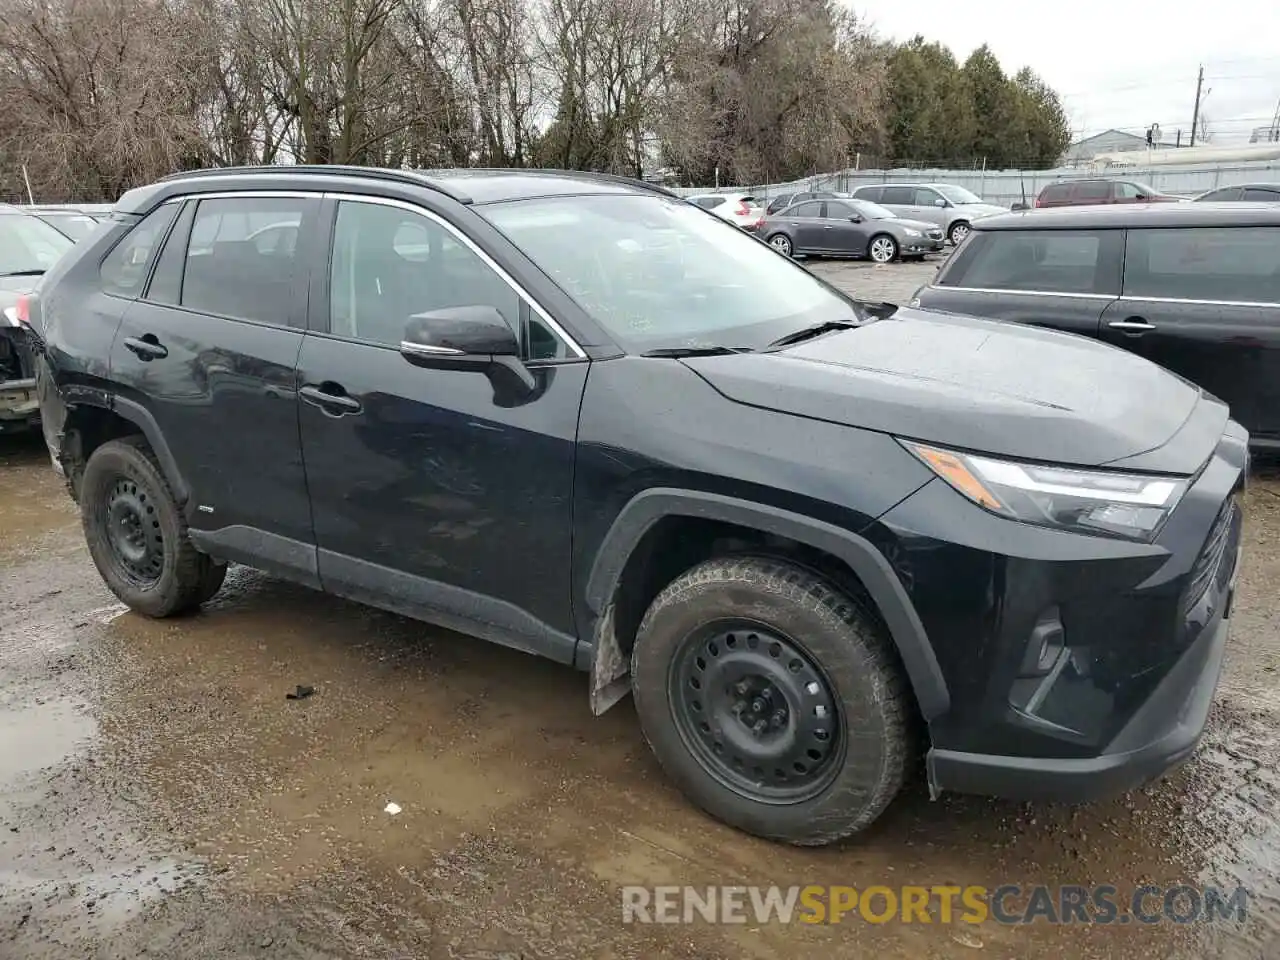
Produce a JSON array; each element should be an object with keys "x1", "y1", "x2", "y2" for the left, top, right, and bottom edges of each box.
[{"x1": 319, "y1": 191, "x2": 585, "y2": 359}]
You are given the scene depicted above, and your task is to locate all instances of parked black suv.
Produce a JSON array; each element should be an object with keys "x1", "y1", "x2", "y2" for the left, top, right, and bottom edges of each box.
[
  {"x1": 912, "y1": 202, "x2": 1280, "y2": 449},
  {"x1": 29, "y1": 167, "x2": 1246, "y2": 845}
]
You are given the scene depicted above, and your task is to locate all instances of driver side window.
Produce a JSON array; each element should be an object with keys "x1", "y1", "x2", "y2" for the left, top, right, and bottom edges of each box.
[{"x1": 328, "y1": 201, "x2": 568, "y2": 359}]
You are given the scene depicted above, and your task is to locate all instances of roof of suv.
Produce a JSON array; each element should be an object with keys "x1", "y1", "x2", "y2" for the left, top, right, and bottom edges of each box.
[
  {"x1": 120, "y1": 165, "x2": 678, "y2": 212},
  {"x1": 974, "y1": 202, "x2": 1280, "y2": 231}
]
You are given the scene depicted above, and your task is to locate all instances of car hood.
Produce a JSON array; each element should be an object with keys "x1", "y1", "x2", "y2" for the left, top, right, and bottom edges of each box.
[{"x1": 682, "y1": 308, "x2": 1225, "y2": 472}]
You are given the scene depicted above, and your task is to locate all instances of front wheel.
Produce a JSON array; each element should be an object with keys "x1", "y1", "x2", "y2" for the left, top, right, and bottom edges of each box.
[
  {"x1": 868, "y1": 234, "x2": 898, "y2": 263},
  {"x1": 767, "y1": 233, "x2": 793, "y2": 257},
  {"x1": 948, "y1": 221, "x2": 970, "y2": 246},
  {"x1": 80, "y1": 437, "x2": 225, "y2": 617},
  {"x1": 631, "y1": 556, "x2": 910, "y2": 845}
]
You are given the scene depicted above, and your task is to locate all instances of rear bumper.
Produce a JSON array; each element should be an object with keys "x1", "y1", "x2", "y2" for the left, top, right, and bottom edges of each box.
[{"x1": 926, "y1": 604, "x2": 1230, "y2": 802}]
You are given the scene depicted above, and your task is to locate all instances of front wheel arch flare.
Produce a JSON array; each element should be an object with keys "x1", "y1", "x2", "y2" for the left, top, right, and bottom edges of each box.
[{"x1": 585, "y1": 488, "x2": 950, "y2": 722}]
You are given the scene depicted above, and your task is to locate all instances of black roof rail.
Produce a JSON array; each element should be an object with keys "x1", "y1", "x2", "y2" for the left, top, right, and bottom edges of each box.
[{"x1": 157, "y1": 165, "x2": 473, "y2": 203}]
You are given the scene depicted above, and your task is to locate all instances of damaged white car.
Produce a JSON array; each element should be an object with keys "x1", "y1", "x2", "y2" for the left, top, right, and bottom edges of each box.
[{"x1": 0, "y1": 206, "x2": 73, "y2": 434}]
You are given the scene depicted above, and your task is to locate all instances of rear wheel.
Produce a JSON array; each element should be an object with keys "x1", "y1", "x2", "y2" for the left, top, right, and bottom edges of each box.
[
  {"x1": 868, "y1": 234, "x2": 898, "y2": 263},
  {"x1": 631, "y1": 556, "x2": 910, "y2": 845},
  {"x1": 80, "y1": 437, "x2": 224, "y2": 617},
  {"x1": 767, "y1": 233, "x2": 793, "y2": 257},
  {"x1": 948, "y1": 220, "x2": 970, "y2": 246}
]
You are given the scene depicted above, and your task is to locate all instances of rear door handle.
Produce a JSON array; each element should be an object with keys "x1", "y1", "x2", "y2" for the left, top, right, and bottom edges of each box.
[
  {"x1": 299, "y1": 384, "x2": 362, "y2": 416},
  {"x1": 123, "y1": 335, "x2": 168, "y2": 360},
  {"x1": 1108, "y1": 318, "x2": 1157, "y2": 333}
]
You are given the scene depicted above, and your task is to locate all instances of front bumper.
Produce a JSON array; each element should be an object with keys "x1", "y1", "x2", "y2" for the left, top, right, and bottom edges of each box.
[
  {"x1": 871, "y1": 423, "x2": 1247, "y2": 803},
  {"x1": 928, "y1": 601, "x2": 1230, "y2": 801}
]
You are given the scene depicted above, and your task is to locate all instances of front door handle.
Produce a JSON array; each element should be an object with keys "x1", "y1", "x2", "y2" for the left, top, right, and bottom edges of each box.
[
  {"x1": 123, "y1": 335, "x2": 168, "y2": 360},
  {"x1": 299, "y1": 383, "x2": 362, "y2": 416},
  {"x1": 1108, "y1": 318, "x2": 1157, "y2": 333}
]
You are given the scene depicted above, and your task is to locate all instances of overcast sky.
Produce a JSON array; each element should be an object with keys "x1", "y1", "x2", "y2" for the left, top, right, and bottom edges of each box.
[{"x1": 852, "y1": 0, "x2": 1280, "y2": 145}]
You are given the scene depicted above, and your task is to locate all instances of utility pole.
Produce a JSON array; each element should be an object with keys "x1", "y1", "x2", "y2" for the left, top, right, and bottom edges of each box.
[{"x1": 1190, "y1": 65, "x2": 1205, "y2": 147}]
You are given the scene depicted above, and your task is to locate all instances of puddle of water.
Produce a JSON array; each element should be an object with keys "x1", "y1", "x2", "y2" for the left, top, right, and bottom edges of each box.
[{"x1": 0, "y1": 695, "x2": 95, "y2": 781}]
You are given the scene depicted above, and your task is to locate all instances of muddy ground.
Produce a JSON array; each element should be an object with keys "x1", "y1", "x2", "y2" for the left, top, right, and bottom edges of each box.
[{"x1": 1, "y1": 257, "x2": 1277, "y2": 959}]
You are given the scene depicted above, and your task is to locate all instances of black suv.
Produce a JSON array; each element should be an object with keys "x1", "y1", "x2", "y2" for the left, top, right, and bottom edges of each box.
[
  {"x1": 29, "y1": 167, "x2": 1246, "y2": 845},
  {"x1": 912, "y1": 202, "x2": 1280, "y2": 449}
]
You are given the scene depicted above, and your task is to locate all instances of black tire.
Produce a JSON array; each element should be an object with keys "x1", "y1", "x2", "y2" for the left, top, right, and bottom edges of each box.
[
  {"x1": 948, "y1": 220, "x2": 970, "y2": 246},
  {"x1": 80, "y1": 436, "x2": 223, "y2": 617},
  {"x1": 631, "y1": 556, "x2": 910, "y2": 845}
]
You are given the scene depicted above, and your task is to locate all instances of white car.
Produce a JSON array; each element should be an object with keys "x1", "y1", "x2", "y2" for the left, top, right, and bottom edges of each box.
[{"x1": 685, "y1": 193, "x2": 765, "y2": 231}]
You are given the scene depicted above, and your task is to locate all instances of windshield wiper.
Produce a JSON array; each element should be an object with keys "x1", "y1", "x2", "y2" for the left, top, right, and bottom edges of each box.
[
  {"x1": 766, "y1": 320, "x2": 859, "y2": 348},
  {"x1": 641, "y1": 346, "x2": 753, "y2": 358},
  {"x1": 0, "y1": 269, "x2": 45, "y2": 277}
]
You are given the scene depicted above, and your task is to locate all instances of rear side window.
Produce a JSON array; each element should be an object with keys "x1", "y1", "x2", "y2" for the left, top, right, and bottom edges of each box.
[
  {"x1": 1242, "y1": 187, "x2": 1280, "y2": 202},
  {"x1": 99, "y1": 204, "x2": 178, "y2": 297},
  {"x1": 1075, "y1": 182, "x2": 1111, "y2": 201},
  {"x1": 787, "y1": 202, "x2": 823, "y2": 218},
  {"x1": 179, "y1": 197, "x2": 310, "y2": 325},
  {"x1": 938, "y1": 229, "x2": 1120, "y2": 295},
  {"x1": 854, "y1": 186, "x2": 883, "y2": 202},
  {"x1": 1124, "y1": 227, "x2": 1280, "y2": 304},
  {"x1": 881, "y1": 186, "x2": 915, "y2": 205},
  {"x1": 1038, "y1": 184, "x2": 1072, "y2": 203}
]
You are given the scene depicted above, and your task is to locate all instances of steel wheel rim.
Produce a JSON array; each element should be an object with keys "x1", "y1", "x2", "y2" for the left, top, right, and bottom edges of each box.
[
  {"x1": 770, "y1": 235, "x2": 791, "y2": 255},
  {"x1": 668, "y1": 619, "x2": 844, "y2": 804},
  {"x1": 104, "y1": 477, "x2": 164, "y2": 586}
]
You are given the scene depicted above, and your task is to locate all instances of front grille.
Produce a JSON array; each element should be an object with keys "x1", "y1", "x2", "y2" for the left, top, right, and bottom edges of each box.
[
  {"x1": 0, "y1": 328, "x2": 32, "y2": 381},
  {"x1": 1185, "y1": 496, "x2": 1240, "y2": 609}
]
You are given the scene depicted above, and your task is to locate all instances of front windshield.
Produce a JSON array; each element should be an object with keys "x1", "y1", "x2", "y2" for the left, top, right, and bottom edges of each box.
[
  {"x1": 40, "y1": 213, "x2": 98, "y2": 242},
  {"x1": 849, "y1": 200, "x2": 896, "y2": 220},
  {"x1": 935, "y1": 185, "x2": 984, "y2": 205},
  {"x1": 481, "y1": 194, "x2": 864, "y2": 351},
  {"x1": 0, "y1": 214, "x2": 73, "y2": 274}
]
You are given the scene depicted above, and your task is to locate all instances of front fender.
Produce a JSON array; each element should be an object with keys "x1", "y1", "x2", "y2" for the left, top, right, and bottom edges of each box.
[{"x1": 584, "y1": 488, "x2": 950, "y2": 722}]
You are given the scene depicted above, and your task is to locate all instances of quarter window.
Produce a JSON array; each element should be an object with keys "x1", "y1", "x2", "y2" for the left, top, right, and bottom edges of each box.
[
  {"x1": 328, "y1": 200, "x2": 568, "y2": 360},
  {"x1": 99, "y1": 204, "x2": 178, "y2": 297},
  {"x1": 179, "y1": 197, "x2": 309, "y2": 325},
  {"x1": 938, "y1": 229, "x2": 1117, "y2": 295},
  {"x1": 1123, "y1": 228, "x2": 1280, "y2": 304}
]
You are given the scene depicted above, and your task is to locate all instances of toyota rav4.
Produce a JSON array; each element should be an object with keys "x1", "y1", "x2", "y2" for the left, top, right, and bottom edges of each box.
[{"x1": 26, "y1": 166, "x2": 1246, "y2": 845}]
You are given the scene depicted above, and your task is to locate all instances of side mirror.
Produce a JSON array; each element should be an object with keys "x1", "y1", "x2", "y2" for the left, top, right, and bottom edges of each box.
[
  {"x1": 399, "y1": 305, "x2": 536, "y2": 396},
  {"x1": 1134, "y1": 194, "x2": 1148, "y2": 201},
  {"x1": 848, "y1": 214, "x2": 863, "y2": 223},
  {"x1": 1010, "y1": 201, "x2": 1028, "y2": 211},
  {"x1": 933, "y1": 197, "x2": 947, "y2": 207}
]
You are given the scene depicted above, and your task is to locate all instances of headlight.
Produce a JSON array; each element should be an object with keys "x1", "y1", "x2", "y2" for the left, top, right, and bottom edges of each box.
[
  {"x1": 902, "y1": 228, "x2": 922, "y2": 237},
  {"x1": 901, "y1": 441, "x2": 1188, "y2": 541}
]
